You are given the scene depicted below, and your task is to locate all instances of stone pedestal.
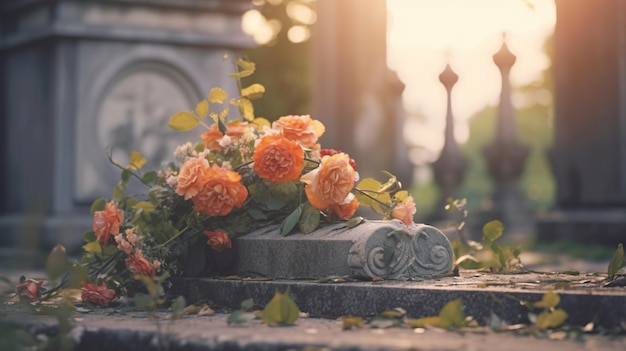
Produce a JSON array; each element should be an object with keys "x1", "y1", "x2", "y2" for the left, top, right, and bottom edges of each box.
[
  {"x1": 0, "y1": 0, "x2": 252, "y2": 259},
  {"x1": 233, "y1": 220, "x2": 453, "y2": 280},
  {"x1": 536, "y1": 0, "x2": 626, "y2": 245}
]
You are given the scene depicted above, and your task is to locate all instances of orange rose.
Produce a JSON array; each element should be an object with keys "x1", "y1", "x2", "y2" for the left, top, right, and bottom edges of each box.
[
  {"x1": 301, "y1": 153, "x2": 355, "y2": 209},
  {"x1": 176, "y1": 157, "x2": 209, "y2": 200},
  {"x1": 272, "y1": 115, "x2": 325, "y2": 148},
  {"x1": 125, "y1": 252, "x2": 156, "y2": 277},
  {"x1": 330, "y1": 194, "x2": 360, "y2": 220},
  {"x1": 201, "y1": 122, "x2": 250, "y2": 151},
  {"x1": 81, "y1": 281, "x2": 116, "y2": 307},
  {"x1": 391, "y1": 196, "x2": 417, "y2": 226},
  {"x1": 16, "y1": 279, "x2": 45, "y2": 302},
  {"x1": 253, "y1": 135, "x2": 304, "y2": 182},
  {"x1": 93, "y1": 201, "x2": 124, "y2": 246},
  {"x1": 204, "y1": 230, "x2": 232, "y2": 252},
  {"x1": 192, "y1": 164, "x2": 248, "y2": 216}
]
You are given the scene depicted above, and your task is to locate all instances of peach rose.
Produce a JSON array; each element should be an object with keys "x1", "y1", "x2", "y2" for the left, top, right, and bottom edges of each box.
[
  {"x1": 81, "y1": 281, "x2": 116, "y2": 307},
  {"x1": 330, "y1": 193, "x2": 360, "y2": 220},
  {"x1": 253, "y1": 135, "x2": 304, "y2": 182},
  {"x1": 93, "y1": 201, "x2": 124, "y2": 246},
  {"x1": 201, "y1": 122, "x2": 250, "y2": 151},
  {"x1": 204, "y1": 230, "x2": 232, "y2": 252},
  {"x1": 16, "y1": 279, "x2": 45, "y2": 302},
  {"x1": 192, "y1": 165, "x2": 248, "y2": 216},
  {"x1": 301, "y1": 153, "x2": 356, "y2": 209},
  {"x1": 272, "y1": 115, "x2": 325, "y2": 148},
  {"x1": 125, "y1": 252, "x2": 156, "y2": 277},
  {"x1": 176, "y1": 157, "x2": 210, "y2": 200},
  {"x1": 391, "y1": 195, "x2": 417, "y2": 226}
]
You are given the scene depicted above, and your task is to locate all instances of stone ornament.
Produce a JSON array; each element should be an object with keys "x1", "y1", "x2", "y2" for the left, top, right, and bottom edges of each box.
[
  {"x1": 232, "y1": 219, "x2": 454, "y2": 280},
  {"x1": 347, "y1": 220, "x2": 453, "y2": 280}
]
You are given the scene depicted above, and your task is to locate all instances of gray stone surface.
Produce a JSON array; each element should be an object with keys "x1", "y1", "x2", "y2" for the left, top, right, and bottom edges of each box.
[
  {"x1": 0, "y1": 0, "x2": 253, "y2": 255},
  {"x1": 234, "y1": 220, "x2": 453, "y2": 280},
  {"x1": 169, "y1": 271, "x2": 626, "y2": 329},
  {"x1": 2, "y1": 269, "x2": 626, "y2": 351}
]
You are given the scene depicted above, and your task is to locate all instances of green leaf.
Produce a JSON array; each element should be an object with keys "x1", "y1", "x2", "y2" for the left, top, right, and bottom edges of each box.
[
  {"x1": 438, "y1": 299, "x2": 465, "y2": 328},
  {"x1": 133, "y1": 201, "x2": 155, "y2": 212},
  {"x1": 195, "y1": 100, "x2": 209, "y2": 117},
  {"x1": 267, "y1": 181, "x2": 298, "y2": 202},
  {"x1": 121, "y1": 169, "x2": 132, "y2": 183},
  {"x1": 536, "y1": 308, "x2": 568, "y2": 329},
  {"x1": 280, "y1": 206, "x2": 303, "y2": 236},
  {"x1": 241, "y1": 298, "x2": 254, "y2": 311},
  {"x1": 217, "y1": 117, "x2": 227, "y2": 133},
  {"x1": 261, "y1": 290, "x2": 300, "y2": 325},
  {"x1": 608, "y1": 243, "x2": 624, "y2": 279},
  {"x1": 46, "y1": 244, "x2": 68, "y2": 281},
  {"x1": 227, "y1": 310, "x2": 256, "y2": 325},
  {"x1": 482, "y1": 220, "x2": 504, "y2": 242},
  {"x1": 83, "y1": 230, "x2": 97, "y2": 243},
  {"x1": 208, "y1": 87, "x2": 228, "y2": 104},
  {"x1": 298, "y1": 202, "x2": 320, "y2": 234},
  {"x1": 346, "y1": 216, "x2": 364, "y2": 228},
  {"x1": 171, "y1": 296, "x2": 187, "y2": 319},
  {"x1": 90, "y1": 199, "x2": 107, "y2": 215},
  {"x1": 168, "y1": 111, "x2": 200, "y2": 131},
  {"x1": 355, "y1": 178, "x2": 382, "y2": 206},
  {"x1": 128, "y1": 150, "x2": 147, "y2": 171},
  {"x1": 241, "y1": 83, "x2": 266, "y2": 100},
  {"x1": 142, "y1": 171, "x2": 157, "y2": 184},
  {"x1": 534, "y1": 290, "x2": 560, "y2": 309}
]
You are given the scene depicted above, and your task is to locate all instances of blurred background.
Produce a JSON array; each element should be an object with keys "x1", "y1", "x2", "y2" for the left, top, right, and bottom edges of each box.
[{"x1": 1, "y1": 0, "x2": 625, "y2": 266}]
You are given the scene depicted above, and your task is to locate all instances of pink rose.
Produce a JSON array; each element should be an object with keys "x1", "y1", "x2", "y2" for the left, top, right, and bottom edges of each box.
[
  {"x1": 204, "y1": 230, "x2": 232, "y2": 252},
  {"x1": 16, "y1": 279, "x2": 45, "y2": 302},
  {"x1": 81, "y1": 281, "x2": 116, "y2": 307}
]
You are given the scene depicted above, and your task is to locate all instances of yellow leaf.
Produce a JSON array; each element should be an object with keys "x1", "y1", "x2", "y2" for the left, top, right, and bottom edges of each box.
[
  {"x1": 128, "y1": 150, "x2": 147, "y2": 170},
  {"x1": 406, "y1": 316, "x2": 443, "y2": 328},
  {"x1": 195, "y1": 100, "x2": 209, "y2": 117},
  {"x1": 534, "y1": 290, "x2": 560, "y2": 309},
  {"x1": 168, "y1": 111, "x2": 200, "y2": 131},
  {"x1": 232, "y1": 97, "x2": 254, "y2": 121},
  {"x1": 536, "y1": 308, "x2": 568, "y2": 329},
  {"x1": 341, "y1": 317, "x2": 365, "y2": 330},
  {"x1": 241, "y1": 83, "x2": 266, "y2": 100},
  {"x1": 229, "y1": 59, "x2": 256, "y2": 79},
  {"x1": 393, "y1": 190, "x2": 409, "y2": 202},
  {"x1": 220, "y1": 107, "x2": 230, "y2": 120},
  {"x1": 133, "y1": 201, "x2": 155, "y2": 212},
  {"x1": 82, "y1": 241, "x2": 102, "y2": 254},
  {"x1": 438, "y1": 299, "x2": 465, "y2": 328},
  {"x1": 208, "y1": 87, "x2": 228, "y2": 104},
  {"x1": 252, "y1": 117, "x2": 271, "y2": 129},
  {"x1": 261, "y1": 290, "x2": 300, "y2": 325}
]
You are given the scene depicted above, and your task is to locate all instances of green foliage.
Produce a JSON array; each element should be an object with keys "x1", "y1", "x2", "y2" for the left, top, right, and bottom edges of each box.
[
  {"x1": 261, "y1": 290, "x2": 301, "y2": 326},
  {"x1": 524, "y1": 290, "x2": 568, "y2": 330},
  {"x1": 406, "y1": 299, "x2": 465, "y2": 329},
  {"x1": 608, "y1": 243, "x2": 624, "y2": 279}
]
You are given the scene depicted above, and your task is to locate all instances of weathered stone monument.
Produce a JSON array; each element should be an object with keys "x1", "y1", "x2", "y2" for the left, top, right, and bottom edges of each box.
[
  {"x1": 0, "y1": 0, "x2": 252, "y2": 258},
  {"x1": 537, "y1": 0, "x2": 626, "y2": 245}
]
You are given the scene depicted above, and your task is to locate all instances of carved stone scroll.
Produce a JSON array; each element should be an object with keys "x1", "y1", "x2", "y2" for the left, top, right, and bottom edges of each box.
[{"x1": 229, "y1": 219, "x2": 453, "y2": 280}]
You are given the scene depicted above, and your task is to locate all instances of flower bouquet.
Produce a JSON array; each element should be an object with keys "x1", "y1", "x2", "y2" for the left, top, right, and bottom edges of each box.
[{"x1": 80, "y1": 58, "x2": 416, "y2": 302}]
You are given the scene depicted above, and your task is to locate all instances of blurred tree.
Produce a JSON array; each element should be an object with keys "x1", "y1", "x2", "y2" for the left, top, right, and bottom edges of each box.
[{"x1": 241, "y1": 0, "x2": 316, "y2": 120}]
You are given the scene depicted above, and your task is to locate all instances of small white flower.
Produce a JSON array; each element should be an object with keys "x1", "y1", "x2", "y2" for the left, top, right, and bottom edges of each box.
[{"x1": 219, "y1": 135, "x2": 232, "y2": 148}]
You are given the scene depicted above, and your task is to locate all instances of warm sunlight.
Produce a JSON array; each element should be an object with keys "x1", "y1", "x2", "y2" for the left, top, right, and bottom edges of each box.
[{"x1": 387, "y1": 0, "x2": 556, "y2": 165}]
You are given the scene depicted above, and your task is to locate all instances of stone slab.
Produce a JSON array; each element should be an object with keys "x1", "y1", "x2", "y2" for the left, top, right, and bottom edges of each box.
[
  {"x1": 170, "y1": 271, "x2": 626, "y2": 329},
  {"x1": 536, "y1": 209, "x2": 626, "y2": 246},
  {"x1": 233, "y1": 220, "x2": 454, "y2": 280},
  {"x1": 2, "y1": 299, "x2": 625, "y2": 351}
]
